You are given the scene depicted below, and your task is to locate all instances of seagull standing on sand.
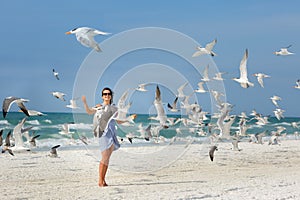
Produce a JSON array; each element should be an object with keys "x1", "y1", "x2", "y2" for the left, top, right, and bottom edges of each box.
[
  {"x1": 51, "y1": 92, "x2": 66, "y2": 101},
  {"x1": 270, "y1": 95, "x2": 281, "y2": 107},
  {"x1": 253, "y1": 73, "x2": 271, "y2": 88},
  {"x1": 2, "y1": 131, "x2": 14, "y2": 156},
  {"x1": 192, "y1": 39, "x2": 217, "y2": 57},
  {"x1": 274, "y1": 45, "x2": 294, "y2": 56},
  {"x1": 65, "y1": 27, "x2": 110, "y2": 52},
  {"x1": 209, "y1": 145, "x2": 218, "y2": 161},
  {"x1": 49, "y1": 145, "x2": 60, "y2": 158},
  {"x1": 232, "y1": 49, "x2": 254, "y2": 88},
  {"x1": 52, "y1": 69, "x2": 59, "y2": 80},
  {"x1": 2, "y1": 96, "x2": 30, "y2": 118}
]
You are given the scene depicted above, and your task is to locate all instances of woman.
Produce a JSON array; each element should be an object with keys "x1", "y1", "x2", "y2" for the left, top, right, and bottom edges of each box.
[{"x1": 82, "y1": 87, "x2": 120, "y2": 187}]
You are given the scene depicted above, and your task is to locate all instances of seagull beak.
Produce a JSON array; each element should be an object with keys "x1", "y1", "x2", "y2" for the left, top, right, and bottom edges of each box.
[{"x1": 65, "y1": 31, "x2": 71, "y2": 35}]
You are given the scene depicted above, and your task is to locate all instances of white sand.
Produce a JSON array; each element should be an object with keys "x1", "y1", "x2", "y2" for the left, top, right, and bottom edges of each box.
[{"x1": 1, "y1": 139, "x2": 300, "y2": 200}]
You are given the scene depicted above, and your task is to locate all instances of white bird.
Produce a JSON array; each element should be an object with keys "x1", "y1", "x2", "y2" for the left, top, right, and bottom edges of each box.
[
  {"x1": 167, "y1": 97, "x2": 179, "y2": 112},
  {"x1": 291, "y1": 122, "x2": 299, "y2": 129},
  {"x1": 52, "y1": 69, "x2": 59, "y2": 80},
  {"x1": 51, "y1": 91, "x2": 66, "y2": 101},
  {"x1": 177, "y1": 82, "x2": 188, "y2": 98},
  {"x1": 135, "y1": 83, "x2": 149, "y2": 92},
  {"x1": 253, "y1": 73, "x2": 271, "y2": 88},
  {"x1": 65, "y1": 27, "x2": 110, "y2": 52},
  {"x1": 153, "y1": 85, "x2": 167, "y2": 126},
  {"x1": 201, "y1": 65, "x2": 210, "y2": 82},
  {"x1": 59, "y1": 122, "x2": 75, "y2": 136},
  {"x1": 2, "y1": 96, "x2": 30, "y2": 118},
  {"x1": 26, "y1": 109, "x2": 45, "y2": 116},
  {"x1": 274, "y1": 45, "x2": 294, "y2": 56},
  {"x1": 192, "y1": 39, "x2": 217, "y2": 57},
  {"x1": 273, "y1": 108, "x2": 285, "y2": 120},
  {"x1": 294, "y1": 80, "x2": 300, "y2": 89},
  {"x1": 136, "y1": 124, "x2": 152, "y2": 141},
  {"x1": 232, "y1": 49, "x2": 254, "y2": 88},
  {"x1": 66, "y1": 99, "x2": 80, "y2": 109},
  {"x1": 12, "y1": 117, "x2": 32, "y2": 151},
  {"x1": 194, "y1": 82, "x2": 207, "y2": 93},
  {"x1": 270, "y1": 95, "x2": 281, "y2": 107},
  {"x1": 210, "y1": 90, "x2": 224, "y2": 106},
  {"x1": 213, "y1": 72, "x2": 226, "y2": 81}
]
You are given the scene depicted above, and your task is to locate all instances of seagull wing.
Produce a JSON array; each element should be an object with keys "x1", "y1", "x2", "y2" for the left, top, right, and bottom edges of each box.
[
  {"x1": 2, "y1": 97, "x2": 19, "y2": 118},
  {"x1": 239, "y1": 49, "x2": 249, "y2": 80},
  {"x1": 205, "y1": 39, "x2": 217, "y2": 52},
  {"x1": 257, "y1": 76, "x2": 264, "y2": 88}
]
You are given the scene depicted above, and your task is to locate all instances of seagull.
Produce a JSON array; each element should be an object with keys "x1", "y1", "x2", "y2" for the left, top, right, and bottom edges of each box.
[
  {"x1": 66, "y1": 98, "x2": 80, "y2": 109},
  {"x1": 192, "y1": 39, "x2": 217, "y2": 57},
  {"x1": 194, "y1": 82, "x2": 207, "y2": 93},
  {"x1": 29, "y1": 133, "x2": 40, "y2": 147},
  {"x1": 270, "y1": 95, "x2": 281, "y2": 107},
  {"x1": 213, "y1": 72, "x2": 226, "y2": 81},
  {"x1": 294, "y1": 80, "x2": 300, "y2": 89},
  {"x1": 136, "y1": 124, "x2": 152, "y2": 141},
  {"x1": 253, "y1": 73, "x2": 271, "y2": 88},
  {"x1": 25, "y1": 109, "x2": 45, "y2": 116},
  {"x1": 231, "y1": 137, "x2": 241, "y2": 151},
  {"x1": 2, "y1": 97, "x2": 30, "y2": 118},
  {"x1": 201, "y1": 65, "x2": 210, "y2": 82},
  {"x1": 273, "y1": 108, "x2": 285, "y2": 120},
  {"x1": 49, "y1": 145, "x2": 60, "y2": 158},
  {"x1": 52, "y1": 69, "x2": 59, "y2": 80},
  {"x1": 232, "y1": 49, "x2": 254, "y2": 88},
  {"x1": 151, "y1": 86, "x2": 167, "y2": 126},
  {"x1": 274, "y1": 45, "x2": 294, "y2": 56},
  {"x1": 65, "y1": 27, "x2": 110, "y2": 52},
  {"x1": 51, "y1": 91, "x2": 66, "y2": 101},
  {"x1": 0, "y1": 129, "x2": 3, "y2": 146},
  {"x1": 177, "y1": 82, "x2": 188, "y2": 98},
  {"x1": 209, "y1": 145, "x2": 218, "y2": 161},
  {"x1": 2, "y1": 131, "x2": 14, "y2": 156},
  {"x1": 167, "y1": 97, "x2": 179, "y2": 112},
  {"x1": 255, "y1": 131, "x2": 266, "y2": 144},
  {"x1": 135, "y1": 83, "x2": 149, "y2": 92}
]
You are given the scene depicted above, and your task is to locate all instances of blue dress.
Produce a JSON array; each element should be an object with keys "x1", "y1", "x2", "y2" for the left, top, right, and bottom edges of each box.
[{"x1": 93, "y1": 105, "x2": 120, "y2": 152}]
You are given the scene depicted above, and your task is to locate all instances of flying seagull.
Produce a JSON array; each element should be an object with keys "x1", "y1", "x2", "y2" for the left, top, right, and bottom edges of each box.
[
  {"x1": 232, "y1": 49, "x2": 254, "y2": 88},
  {"x1": 65, "y1": 27, "x2": 110, "y2": 52},
  {"x1": 209, "y1": 145, "x2": 218, "y2": 162},
  {"x1": 253, "y1": 73, "x2": 271, "y2": 88},
  {"x1": 2, "y1": 96, "x2": 30, "y2": 118},
  {"x1": 192, "y1": 39, "x2": 217, "y2": 57},
  {"x1": 51, "y1": 91, "x2": 66, "y2": 101},
  {"x1": 52, "y1": 69, "x2": 59, "y2": 80},
  {"x1": 274, "y1": 45, "x2": 294, "y2": 56},
  {"x1": 167, "y1": 97, "x2": 179, "y2": 112}
]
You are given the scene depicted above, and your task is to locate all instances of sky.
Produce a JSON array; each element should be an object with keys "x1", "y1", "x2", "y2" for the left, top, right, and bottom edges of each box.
[{"x1": 1, "y1": 0, "x2": 300, "y2": 117}]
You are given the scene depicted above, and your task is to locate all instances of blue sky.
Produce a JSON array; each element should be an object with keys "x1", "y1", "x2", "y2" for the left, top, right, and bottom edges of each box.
[{"x1": 1, "y1": 1, "x2": 300, "y2": 117}]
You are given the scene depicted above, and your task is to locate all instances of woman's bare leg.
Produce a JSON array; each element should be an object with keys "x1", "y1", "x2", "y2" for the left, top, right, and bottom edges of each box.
[{"x1": 99, "y1": 144, "x2": 114, "y2": 187}]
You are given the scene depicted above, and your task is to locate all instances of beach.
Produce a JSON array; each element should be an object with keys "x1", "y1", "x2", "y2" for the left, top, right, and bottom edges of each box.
[{"x1": 1, "y1": 138, "x2": 299, "y2": 200}]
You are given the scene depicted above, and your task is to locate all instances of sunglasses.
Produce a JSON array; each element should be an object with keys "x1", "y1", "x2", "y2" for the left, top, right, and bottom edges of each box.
[{"x1": 102, "y1": 92, "x2": 112, "y2": 96}]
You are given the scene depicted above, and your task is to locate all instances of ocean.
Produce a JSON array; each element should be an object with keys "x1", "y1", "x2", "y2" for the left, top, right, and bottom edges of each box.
[{"x1": 0, "y1": 112, "x2": 299, "y2": 150}]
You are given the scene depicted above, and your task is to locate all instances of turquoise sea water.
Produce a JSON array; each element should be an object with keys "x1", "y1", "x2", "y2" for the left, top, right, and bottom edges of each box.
[{"x1": 0, "y1": 112, "x2": 299, "y2": 149}]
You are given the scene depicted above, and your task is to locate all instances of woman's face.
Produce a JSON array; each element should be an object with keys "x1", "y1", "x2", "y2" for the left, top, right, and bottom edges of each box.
[{"x1": 102, "y1": 89, "x2": 112, "y2": 102}]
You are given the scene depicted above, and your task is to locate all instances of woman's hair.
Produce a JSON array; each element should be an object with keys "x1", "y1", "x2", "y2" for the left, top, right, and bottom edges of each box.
[{"x1": 102, "y1": 87, "x2": 113, "y2": 104}]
